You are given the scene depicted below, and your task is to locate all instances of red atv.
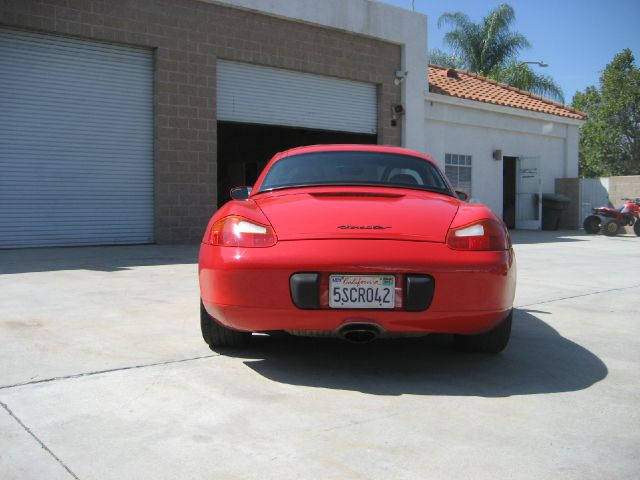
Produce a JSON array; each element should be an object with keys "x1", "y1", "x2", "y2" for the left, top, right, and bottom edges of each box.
[{"x1": 583, "y1": 197, "x2": 640, "y2": 236}]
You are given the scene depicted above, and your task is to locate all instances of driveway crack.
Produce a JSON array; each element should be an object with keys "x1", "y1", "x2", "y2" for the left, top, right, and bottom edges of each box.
[
  {"x1": 0, "y1": 354, "x2": 219, "y2": 391},
  {"x1": 0, "y1": 400, "x2": 80, "y2": 479},
  {"x1": 516, "y1": 283, "x2": 640, "y2": 308}
]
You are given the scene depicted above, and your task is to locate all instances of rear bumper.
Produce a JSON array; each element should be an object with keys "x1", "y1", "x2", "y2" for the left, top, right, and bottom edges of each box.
[{"x1": 199, "y1": 239, "x2": 516, "y2": 334}]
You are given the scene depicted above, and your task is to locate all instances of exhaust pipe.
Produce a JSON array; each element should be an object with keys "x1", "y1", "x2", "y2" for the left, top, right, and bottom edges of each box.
[{"x1": 338, "y1": 323, "x2": 381, "y2": 343}]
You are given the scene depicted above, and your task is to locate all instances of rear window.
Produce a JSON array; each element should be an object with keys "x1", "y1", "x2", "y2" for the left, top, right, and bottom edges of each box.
[{"x1": 259, "y1": 151, "x2": 452, "y2": 195}]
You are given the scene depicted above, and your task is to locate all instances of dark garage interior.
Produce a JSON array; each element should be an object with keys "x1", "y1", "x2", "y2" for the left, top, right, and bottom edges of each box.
[
  {"x1": 217, "y1": 122, "x2": 377, "y2": 206},
  {"x1": 502, "y1": 156, "x2": 517, "y2": 229}
]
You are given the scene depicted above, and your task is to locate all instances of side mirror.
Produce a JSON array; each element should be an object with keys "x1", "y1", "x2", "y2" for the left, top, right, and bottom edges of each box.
[
  {"x1": 455, "y1": 190, "x2": 469, "y2": 202},
  {"x1": 230, "y1": 186, "x2": 252, "y2": 200}
]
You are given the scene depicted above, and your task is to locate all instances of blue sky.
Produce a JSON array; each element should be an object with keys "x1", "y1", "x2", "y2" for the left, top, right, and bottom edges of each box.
[{"x1": 380, "y1": 0, "x2": 640, "y2": 104}]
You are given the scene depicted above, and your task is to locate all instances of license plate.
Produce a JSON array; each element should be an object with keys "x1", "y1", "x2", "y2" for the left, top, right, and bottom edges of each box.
[{"x1": 329, "y1": 275, "x2": 395, "y2": 309}]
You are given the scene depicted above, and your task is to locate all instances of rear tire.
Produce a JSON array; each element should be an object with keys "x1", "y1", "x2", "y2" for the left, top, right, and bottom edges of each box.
[
  {"x1": 603, "y1": 219, "x2": 620, "y2": 236},
  {"x1": 634, "y1": 221, "x2": 640, "y2": 236},
  {"x1": 200, "y1": 300, "x2": 251, "y2": 348},
  {"x1": 454, "y1": 310, "x2": 512, "y2": 354},
  {"x1": 583, "y1": 215, "x2": 601, "y2": 234}
]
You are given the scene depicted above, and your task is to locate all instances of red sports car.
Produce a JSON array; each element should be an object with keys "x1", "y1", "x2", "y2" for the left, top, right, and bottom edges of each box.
[{"x1": 199, "y1": 145, "x2": 516, "y2": 353}]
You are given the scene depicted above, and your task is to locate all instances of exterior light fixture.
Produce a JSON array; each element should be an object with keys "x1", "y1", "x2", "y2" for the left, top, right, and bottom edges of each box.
[
  {"x1": 390, "y1": 104, "x2": 405, "y2": 127},
  {"x1": 394, "y1": 70, "x2": 408, "y2": 86}
]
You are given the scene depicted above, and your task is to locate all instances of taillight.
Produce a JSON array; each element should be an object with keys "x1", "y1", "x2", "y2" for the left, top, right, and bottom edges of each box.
[
  {"x1": 446, "y1": 218, "x2": 510, "y2": 251},
  {"x1": 208, "y1": 215, "x2": 277, "y2": 247}
]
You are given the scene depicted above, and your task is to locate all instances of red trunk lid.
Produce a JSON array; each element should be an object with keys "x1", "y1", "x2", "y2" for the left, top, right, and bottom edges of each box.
[{"x1": 254, "y1": 187, "x2": 459, "y2": 243}]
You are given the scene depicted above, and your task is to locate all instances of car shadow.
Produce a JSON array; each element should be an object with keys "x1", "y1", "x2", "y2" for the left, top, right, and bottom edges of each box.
[
  {"x1": 0, "y1": 244, "x2": 199, "y2": 274},
  {"x1": 214, "y1": 309, "x2": 607, "y2": 397}
]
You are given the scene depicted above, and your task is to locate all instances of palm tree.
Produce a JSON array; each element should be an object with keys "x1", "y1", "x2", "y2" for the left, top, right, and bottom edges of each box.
[
  {"x1": 492, "y1": 61, "x2": 565, "y2": 103},
  {"x1": 428, "y1": 49, "x2": 465, "y2": 70},
  {"x1": 433, "y1": 4, "x2": 564, "y2": 103}
]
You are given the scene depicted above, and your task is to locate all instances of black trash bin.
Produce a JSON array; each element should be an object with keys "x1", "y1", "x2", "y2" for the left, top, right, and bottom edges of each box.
[{"x1": 539, "y1": 193, "x2": 571, "y2": 230}]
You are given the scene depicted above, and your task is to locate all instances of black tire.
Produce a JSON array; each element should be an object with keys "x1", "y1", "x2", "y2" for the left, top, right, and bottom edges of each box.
[
  {"x1": 634, "y1": 220, "x2": 640, "y2": 236},
  {"x1": 603, "y1": 219, "x2": 620, "y2": 236},
  {"x1": 583, "y1": 215, "x2": 601, "y2": 234},
  {"x1": 454, "y1": 310, "x2": 512, "y2": 354},
  {"x1": 200, "y1": 300, "x2": 251, "y2": 348}
]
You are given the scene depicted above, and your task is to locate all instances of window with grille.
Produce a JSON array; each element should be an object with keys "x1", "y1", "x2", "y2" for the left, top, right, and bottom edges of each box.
[{"x1": 445, "y1": 153, "x2": 472, "y2": 194}]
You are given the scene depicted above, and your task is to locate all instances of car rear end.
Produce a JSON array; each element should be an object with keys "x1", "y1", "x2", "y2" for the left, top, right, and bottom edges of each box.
[
  {"x1": 200, "y1": 233, "x2": 515, "y2": 336},
  {"x1": 200, "y1": 144, "x2": 515, "y2": 340}
]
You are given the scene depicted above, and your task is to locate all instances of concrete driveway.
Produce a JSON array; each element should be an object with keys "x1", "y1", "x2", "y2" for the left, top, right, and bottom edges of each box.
[{"x1": 1, "y1": 231, "x2": 639, "y2": 480}]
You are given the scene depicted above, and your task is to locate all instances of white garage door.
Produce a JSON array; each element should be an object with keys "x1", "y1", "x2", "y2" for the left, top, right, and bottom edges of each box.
[
  {"x1": 0, "y1": 28, "x2": 154, "y2": 248},
  {"x1": 217, "y1": 60, "x2": 377, "y2": 134}
]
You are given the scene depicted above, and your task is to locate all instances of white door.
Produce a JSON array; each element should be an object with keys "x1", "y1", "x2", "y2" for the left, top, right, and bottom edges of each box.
[
  {"x1": 515, "y1": 156, "x2": 542, "y2": 230},
  {"x1": 0, "y1": 28, "x2": 154, "y2": 248}
]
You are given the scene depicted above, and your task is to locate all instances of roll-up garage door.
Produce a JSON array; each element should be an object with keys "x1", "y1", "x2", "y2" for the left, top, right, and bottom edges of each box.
[
  {"x1": 0, "y1": 28, "x2": 153, "y2": 248},
  {"x1": 217, "y1": 60, "x2": 377, "y2": 134}
]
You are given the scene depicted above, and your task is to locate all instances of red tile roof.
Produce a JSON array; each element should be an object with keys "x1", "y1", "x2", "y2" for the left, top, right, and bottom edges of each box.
[{"x1": 428, "y1": 65, "x2": 587, "y2": 121}]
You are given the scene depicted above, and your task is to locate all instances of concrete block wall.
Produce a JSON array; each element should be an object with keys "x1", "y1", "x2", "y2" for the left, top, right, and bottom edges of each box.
[
  {"x1": 0, "y1": 0, "x2": 402, "y2": 243},
  {"x1": 607, "y1": 176, "x2": 640, "y2": 206}
]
